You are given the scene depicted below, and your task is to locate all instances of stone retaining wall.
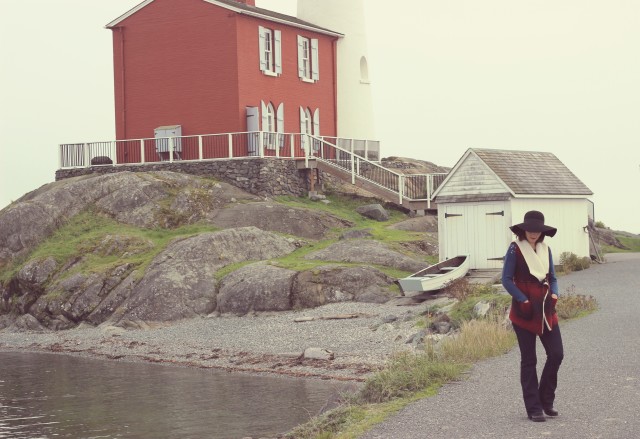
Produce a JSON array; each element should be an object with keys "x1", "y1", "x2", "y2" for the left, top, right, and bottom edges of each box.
[{"x1": 55, "y1": 159, "x2": 310, "y2": 198}]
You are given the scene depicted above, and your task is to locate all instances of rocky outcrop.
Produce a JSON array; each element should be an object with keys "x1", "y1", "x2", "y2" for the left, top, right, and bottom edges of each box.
[
  {"x1": 305, "y1": 239, "x2": 426, "y2": 273},
  {"x1": 208, "y1": 202, "x2": 352, "y2": 240},
  {"x1": 355, "y1": 204, "x2": 390, "y2": 222},
  {"x1": 217, "y1": 263, "x2": 297, "y2": 315},
  {"x1": 0, "y1": 171, "x2": 433, "y2": 330},
  {"x1": 292, "y1": 266, "x2": 396, "y2": 308}
]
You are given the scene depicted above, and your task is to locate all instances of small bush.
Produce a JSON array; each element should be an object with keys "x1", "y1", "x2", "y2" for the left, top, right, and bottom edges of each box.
[
  {"x1": 594, "y1": 220, "x2": 606, "y2": 228},
  {"x1": 556, "y1": 285, "x2": 598, "y2": 320},
  {"x1": 442, "y1": 278, "x2": 474, "y2": 301},
  {"x1": 559, "y1": 252, "x2": 591, "y2": 273}
]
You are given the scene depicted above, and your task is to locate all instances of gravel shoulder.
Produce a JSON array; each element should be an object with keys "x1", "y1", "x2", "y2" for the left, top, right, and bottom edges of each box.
[{"x1": 0, "y1": 299, "x2": 443, "y2": 382}]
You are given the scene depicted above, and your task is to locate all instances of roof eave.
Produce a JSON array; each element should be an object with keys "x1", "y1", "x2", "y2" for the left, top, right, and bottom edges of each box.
[
  {"x1": 512, "y1": 193, "x2": 594, "y2": 198},
  {"x1": 106, "y1": 0, "x2": 343, "y2": 37},
  {"x1": 236, "y1": 10, "x2": 343, "y2": 37},
  {"x1": 106, "y1": 0, "x2": 154, "y2": 28}
]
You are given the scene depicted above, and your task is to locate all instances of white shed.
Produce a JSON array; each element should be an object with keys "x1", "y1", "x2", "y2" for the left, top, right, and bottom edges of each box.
[{"x1": 432, "y1": 148, "x2": 594, "y2": 270}]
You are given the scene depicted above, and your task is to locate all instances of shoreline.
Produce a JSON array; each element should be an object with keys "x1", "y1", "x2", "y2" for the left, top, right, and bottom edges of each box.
[{"x1": 0, "y1": 300, "x2": 441, "y2": 382}]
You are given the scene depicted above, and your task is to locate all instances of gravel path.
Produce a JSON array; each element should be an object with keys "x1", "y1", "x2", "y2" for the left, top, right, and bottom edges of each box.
[
  {"x1": 361, "y1": 253, "x2": 640, "y2": 439},
  {"x1": 0, "y1": 299, "x2": 448, "y2": 382}
]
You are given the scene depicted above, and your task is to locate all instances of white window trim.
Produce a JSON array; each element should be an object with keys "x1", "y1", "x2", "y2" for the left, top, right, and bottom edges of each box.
[
  {"x1": 297, "y1": 35, "x2": 319, "y2": 82},
  {"x1": 259, "y1": 26, "x2": 282, "y2": 76}
]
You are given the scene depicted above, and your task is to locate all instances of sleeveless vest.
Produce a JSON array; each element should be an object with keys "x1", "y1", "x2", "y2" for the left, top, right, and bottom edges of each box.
[{"x1": 509, "y1": 244, "x2": 558, "y2": 335}]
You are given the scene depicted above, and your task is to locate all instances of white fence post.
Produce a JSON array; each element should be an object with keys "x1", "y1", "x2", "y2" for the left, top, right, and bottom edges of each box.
[
  {"x1": 259, "y1": 132, "x2": 264, "y2": 158},
  {"x1": 140, "y1": 139, "x2": 145, "y2": 164},
  {"x1": 427, "y1": 174, "x2": 432, "y2": 209},
  {"x1": 228, "y1": 134, "x2": 233, "y2": 158},
  {"x1": 399, "y1": 175, "x2": 404, "y2": 205},
  {"x1": 198, "y1": 135, "x2": 203, "y2": 160},
  {"x1": 351, "y1": 156, "x2": 356, "y2": 184},
  {"x1": 169, "y1": 137, "x2": 174, "y2": 163},
  {"x1": 83, "y1": 143, "x2": 90, "y2": 168},
  {"x1": 290, "y1": 134, "x2": 295, "y2": 158}
]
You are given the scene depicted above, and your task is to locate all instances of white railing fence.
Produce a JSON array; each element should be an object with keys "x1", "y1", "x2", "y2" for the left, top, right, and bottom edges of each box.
[{"x1": 59, "y1": 132, "x2": 444, "y2": 205}]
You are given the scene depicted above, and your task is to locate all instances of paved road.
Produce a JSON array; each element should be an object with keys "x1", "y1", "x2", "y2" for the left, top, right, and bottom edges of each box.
[{"x1": 361, "y1": 253, "x2": 640, "y2": 439}]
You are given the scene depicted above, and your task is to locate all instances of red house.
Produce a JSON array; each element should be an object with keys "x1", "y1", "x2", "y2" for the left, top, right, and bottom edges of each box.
[{"x1": 106, "y1": 0, "x2": 341, "y2": 161}]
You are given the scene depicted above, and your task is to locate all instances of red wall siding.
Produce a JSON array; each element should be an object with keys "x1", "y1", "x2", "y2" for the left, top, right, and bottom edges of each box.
[
  {"x1": 111, "y1": 0, "x2": 338, "y2": 144},
  {"x1": 112, "y1": 0, "x2": 241, "y2": 140},
  {"x1": 236, "y1": 17, "x2": 337, "y2": 137}
]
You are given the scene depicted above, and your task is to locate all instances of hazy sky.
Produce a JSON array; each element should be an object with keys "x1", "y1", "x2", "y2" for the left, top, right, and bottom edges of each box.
[{"x1": 1, "y1": 0, "x2": 638, "y2": 234}]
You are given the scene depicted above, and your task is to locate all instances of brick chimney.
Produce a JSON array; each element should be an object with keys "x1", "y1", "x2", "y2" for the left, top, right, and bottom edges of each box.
[{"x1": 235, "y1": 0, "x2": 256, "y2": 6}]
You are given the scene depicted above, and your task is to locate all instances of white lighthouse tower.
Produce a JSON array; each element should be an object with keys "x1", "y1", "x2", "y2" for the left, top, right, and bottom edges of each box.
[{"x1": 297, "y1": 0, "x2": 375, "y2": 141}]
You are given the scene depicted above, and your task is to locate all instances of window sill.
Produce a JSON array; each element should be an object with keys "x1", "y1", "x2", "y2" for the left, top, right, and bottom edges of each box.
[
  {"x1": 262, "y1": 70, "x2": 279, "y2": 77},
  {"x1": 300, "y1": 77, "x2": 316, "y2": 84}
]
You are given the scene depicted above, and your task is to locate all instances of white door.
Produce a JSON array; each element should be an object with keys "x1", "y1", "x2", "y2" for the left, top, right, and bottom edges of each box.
[
  {"x1": 246, "y1": 106, "x2": 259, "y2": 154},
  {"x1": 443, "y1": 202, "x2": 509, "y2": 269}
]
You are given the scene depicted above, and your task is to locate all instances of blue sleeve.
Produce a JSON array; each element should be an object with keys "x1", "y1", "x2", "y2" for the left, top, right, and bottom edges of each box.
[
  {"x1": 548, "y1": 248, "x2": 559, "y2": 295},
  {"x1": 501, "y1": 242, "x2": 529, "y2": 302}
]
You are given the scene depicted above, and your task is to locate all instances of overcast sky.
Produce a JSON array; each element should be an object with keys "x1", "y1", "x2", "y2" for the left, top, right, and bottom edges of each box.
[{"x1": 1, "y1": 0, "x2": 638, "y2": 234}]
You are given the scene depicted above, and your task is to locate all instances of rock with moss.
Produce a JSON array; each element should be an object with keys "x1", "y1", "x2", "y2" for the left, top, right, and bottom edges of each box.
[
  {"x1": 305, "y1": 239, "x2": 426, "y2": 273},
  {"x1": 217, "y1": 262, "x2": 297, "y2": 315}
]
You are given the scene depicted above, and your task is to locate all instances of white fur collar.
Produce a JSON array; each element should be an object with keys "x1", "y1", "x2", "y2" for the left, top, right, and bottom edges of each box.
[{"x1": 515, "y1": 239, "x2": 549, "y2": 282}]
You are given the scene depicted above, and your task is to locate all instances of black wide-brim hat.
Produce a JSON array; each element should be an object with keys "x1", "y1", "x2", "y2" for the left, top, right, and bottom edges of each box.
[{"x1": 510, "y1": 210, "x2": 557, "y2": 237}]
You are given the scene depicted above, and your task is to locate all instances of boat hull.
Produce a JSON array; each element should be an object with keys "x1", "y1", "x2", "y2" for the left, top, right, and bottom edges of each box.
[{"x1": 398, "y1": 255, "x2": 469, "y2": 294}]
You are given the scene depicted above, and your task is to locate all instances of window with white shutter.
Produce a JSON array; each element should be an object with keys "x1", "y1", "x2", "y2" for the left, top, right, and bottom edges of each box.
[
  {"x1": 297, "y1": 36, "x2": 319, "y2": 82},
  {"x1": 259, "y1": 26, "x2": 281, "y2": 76}
]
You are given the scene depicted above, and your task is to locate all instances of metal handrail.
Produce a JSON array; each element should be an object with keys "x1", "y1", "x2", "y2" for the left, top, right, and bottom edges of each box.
[{"x1": 309, "y1": 135, "x2": 446, "y2": 205}]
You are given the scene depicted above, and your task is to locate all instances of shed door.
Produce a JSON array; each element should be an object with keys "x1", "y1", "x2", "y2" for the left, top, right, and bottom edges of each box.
[{"x1": 443, "y1": 202, "x2": 508, "y2": 269}]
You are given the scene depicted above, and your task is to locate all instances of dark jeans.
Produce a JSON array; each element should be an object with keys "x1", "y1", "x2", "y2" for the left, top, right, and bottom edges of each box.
[{"x1": 513, "y1": 323, "x2": 564, "y2": 415}]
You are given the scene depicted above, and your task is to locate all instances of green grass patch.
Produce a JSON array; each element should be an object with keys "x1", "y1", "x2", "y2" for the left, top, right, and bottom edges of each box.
[
  {"x1": 442, "y1": 282, "x2": 511, "y2": 328},
  {"x1": 602, "y1": 233, "x2": 640, "y2": 253},
  {"x1": 440, "y1": 318, "x2": 516, "y2": 363},
  {"x1": 275, "y1": 195, "x2": 425, "y2": 245},
  {"x1": 1, "y1": 208, "x2": 220, "y2": 285}
]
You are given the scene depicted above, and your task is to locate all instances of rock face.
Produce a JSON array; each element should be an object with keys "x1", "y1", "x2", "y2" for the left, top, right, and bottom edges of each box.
[
  {"x1": 0, "y1": 171, "x2": 433, "y2": 330},
  {"x1": 305, "y1": 240, "x2": 426, "y2": 273},
  {"x1": 355, "y1": 204, "x2": 390, "y2": 222}
]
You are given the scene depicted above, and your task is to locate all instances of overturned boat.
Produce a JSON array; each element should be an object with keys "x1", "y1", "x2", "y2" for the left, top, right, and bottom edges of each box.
[{"x1": 398, "y1": 255, "x2": 470, "y2": 295}]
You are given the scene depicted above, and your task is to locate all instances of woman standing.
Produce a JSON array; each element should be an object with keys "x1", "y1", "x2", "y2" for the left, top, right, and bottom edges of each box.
[{"x1": 502, "y1": 210, "x2": 564, "y2": 422}]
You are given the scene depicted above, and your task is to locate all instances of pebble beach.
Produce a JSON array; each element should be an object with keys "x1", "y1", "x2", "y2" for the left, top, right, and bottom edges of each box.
[{"x1": 0, "y1": 300, "x2": 444, "y2": 382}]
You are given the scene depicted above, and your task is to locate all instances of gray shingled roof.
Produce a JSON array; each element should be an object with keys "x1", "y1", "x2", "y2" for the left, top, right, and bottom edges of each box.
[
  {"x1": 211, "y1": 0, "x2": 341, "y2": 35},
  {"x1": 473, "y1": 148, "x2": 593, "y2": 196},
  {"x1": 108, "y1": 0, "x2": 341, "y2": 36}
]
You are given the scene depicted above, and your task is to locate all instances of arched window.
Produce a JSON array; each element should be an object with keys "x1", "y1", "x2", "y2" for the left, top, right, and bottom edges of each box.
[
  {"x1": 360, "y1": 56, "x2": 370, "y2": 83},
  {"x1": 266, "y1": 102, "x2": 276, "y2": 133}
]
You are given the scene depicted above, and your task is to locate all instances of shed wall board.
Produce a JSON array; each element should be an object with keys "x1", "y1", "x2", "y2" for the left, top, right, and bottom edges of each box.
[
  {"x1": 510, "y1": 198, "x2": 591, "y2": 260},
  {"x1": 435, "y1": 153, "x2": 508, "y2": 198}
]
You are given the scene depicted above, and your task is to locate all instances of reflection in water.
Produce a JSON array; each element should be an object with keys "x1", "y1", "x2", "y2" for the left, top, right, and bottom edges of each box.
[{"x1": 0, "y1": 351, "x2": 351, "y2": 439}]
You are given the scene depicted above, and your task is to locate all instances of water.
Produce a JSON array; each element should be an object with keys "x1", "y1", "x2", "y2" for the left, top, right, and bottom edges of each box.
[{"x1": 0, "y1": 351, "x2": 351, "y2": 439}]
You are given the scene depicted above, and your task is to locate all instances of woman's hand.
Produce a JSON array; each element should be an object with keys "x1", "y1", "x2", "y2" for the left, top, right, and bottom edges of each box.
[
  {"x1": 519, "y1": 300, "x2": 533, "y2": 320},
  {"x1": 551, "y1": 294, "x2": 558, "y2": 299}
]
